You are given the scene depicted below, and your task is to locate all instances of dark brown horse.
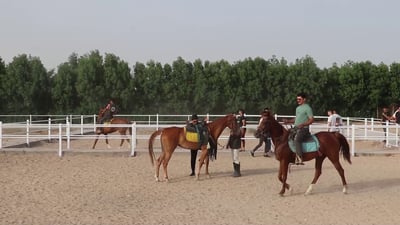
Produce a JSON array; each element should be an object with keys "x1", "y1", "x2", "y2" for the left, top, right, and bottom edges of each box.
[
  {"x1": 92, "y1": 108, "x2": 133, "y2": 150},
  {"x1": 148, "y1": 114, "x2": 237, "y2": 182},
  {"x1": 258, "y1": 111, "x2": 351, "y2": 196}
]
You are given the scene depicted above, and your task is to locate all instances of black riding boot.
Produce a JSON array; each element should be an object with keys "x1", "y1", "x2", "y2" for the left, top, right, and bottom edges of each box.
[{"x1": 233, "y1": 163, "x2": 241, "y2": 177}]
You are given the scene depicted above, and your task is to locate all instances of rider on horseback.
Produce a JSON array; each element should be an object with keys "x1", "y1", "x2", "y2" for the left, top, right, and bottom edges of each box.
[
  {"x1": 99, "y1": 99, "x2": 117, "y2": 125},
  {"x1": 283, "y1": 92, "x2": 314, "y2": 165}
]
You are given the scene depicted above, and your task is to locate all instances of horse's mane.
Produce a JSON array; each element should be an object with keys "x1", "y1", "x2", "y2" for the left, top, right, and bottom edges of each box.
[
  {"x1": 207, "y1": 114, "x2": 235, "y2": 127},
  {"x1": 206, "y1": 114, "x2": 236, "y2": 140}
]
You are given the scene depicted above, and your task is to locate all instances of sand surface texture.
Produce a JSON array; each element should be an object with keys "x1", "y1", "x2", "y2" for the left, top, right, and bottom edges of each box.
[{"x1": 1, "y1": 134, "x2": 400, "y2": 225}]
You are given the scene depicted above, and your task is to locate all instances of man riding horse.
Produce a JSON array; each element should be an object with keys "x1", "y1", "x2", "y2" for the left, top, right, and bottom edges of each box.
[
  {"x1": 98, "y1": 99, "x2": 117, "y2": 132},
  {"x1": 100, "y1": 99, "x2": 117, "y2": 122}
]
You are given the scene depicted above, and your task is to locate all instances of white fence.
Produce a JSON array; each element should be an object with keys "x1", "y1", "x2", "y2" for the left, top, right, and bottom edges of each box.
[{"x1": 0, "y1": 114, "x2": 399, "y2": 157}]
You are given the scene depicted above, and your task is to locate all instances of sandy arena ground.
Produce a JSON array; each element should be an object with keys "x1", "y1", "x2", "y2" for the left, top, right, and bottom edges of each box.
[{"x1": 1, "y1": 136, "x2": 400, "y2": 225}]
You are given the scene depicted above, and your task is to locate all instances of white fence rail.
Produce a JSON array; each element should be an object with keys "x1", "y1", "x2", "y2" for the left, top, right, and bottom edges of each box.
[{"x1": 0, "y1": 114, "x2": 399, "y2": 157}]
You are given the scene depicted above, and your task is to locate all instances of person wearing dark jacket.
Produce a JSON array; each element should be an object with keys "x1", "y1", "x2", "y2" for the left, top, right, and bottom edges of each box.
[
  {"x1": 226, "y1": 120, "x2": 242, "y2": 177},
  {"x1": 187, "y1": 114, "x2": 208, "y2": 176}
]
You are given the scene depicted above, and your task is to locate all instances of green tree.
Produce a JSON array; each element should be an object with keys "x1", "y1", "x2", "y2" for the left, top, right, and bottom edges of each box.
[
  {"x1": 103, "y1": 53, "x2": 132, "y2": 113},
  {"x1": 0, "y1": 57, "x2": 6, "y2": 112},
  {"x1": 164, "y1": 57, "x2": 194, "y2": 114},
  {"x1": 75, "y1": 50, "x2": 105, "y2": 114},
  {"x1": 338, "y1": 61, "x2": 370, "y2": 116},
  {"x1": 3, "y1": 54, "x2": 50, "y2": 114},
  {"x1": 388, "y1": 63, "x2": 400, "y2": 107},
  {"x1": 51, "y1": 53, "x2": 79, "y2": 114},
  {"x1": 366, "y1": 63, "x2": 391, "y2": 112}
]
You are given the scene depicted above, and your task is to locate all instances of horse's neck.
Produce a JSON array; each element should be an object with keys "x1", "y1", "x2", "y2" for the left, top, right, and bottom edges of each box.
[
  {"x1": 270, "y1": 122, "x2": 288, "y2": 146},
  {"x1": 209, "y1": 119, "x2": 228, "y2": 139}
]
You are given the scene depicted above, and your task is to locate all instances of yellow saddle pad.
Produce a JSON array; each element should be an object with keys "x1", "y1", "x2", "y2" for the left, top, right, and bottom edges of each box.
[{"x1": 184, "y1": 127, "x2": 199, "y2": 142}]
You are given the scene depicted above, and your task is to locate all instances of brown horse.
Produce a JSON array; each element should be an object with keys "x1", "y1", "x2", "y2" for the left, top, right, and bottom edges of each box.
[
  {"x1": 258, "y1": 111, "x2": 352, "y2": 196},
  {"x1": 92, "y1": 108, "x2": 133, "y2": 150},
  {"x1": 148, "y1": 114, "x2": 237, "y2": 182}
]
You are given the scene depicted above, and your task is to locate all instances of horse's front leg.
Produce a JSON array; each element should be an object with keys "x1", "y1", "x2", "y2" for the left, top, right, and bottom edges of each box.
[
  {"x1": 105, "y1": 134, "x2": 111, "y2": 149},
  {"x1": 92, "y1": 135, "x2": 100, "y2": 149},
  {"x1": 119, "y1": 135, "x2": 125, "y2": 148},
  {"x1": 124, "y1": 137, "x2": 131, "y2": 149},
  {"x1": 196, "y1": 146, "x2": 208, "y2": 180},
  {"x1": 278, "y1": 160, "x2": 291, "y2": 196}
]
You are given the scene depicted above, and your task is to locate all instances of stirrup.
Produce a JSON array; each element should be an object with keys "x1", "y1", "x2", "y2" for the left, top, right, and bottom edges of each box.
[{"x1": 295, "y1": 155, "x2": 304, "y2": 165}]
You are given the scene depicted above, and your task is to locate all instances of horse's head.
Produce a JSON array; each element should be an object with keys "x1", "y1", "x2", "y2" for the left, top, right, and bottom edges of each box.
[
  {"x1": 258, "y1": 110, "x2": 273, "y2": 133},
  {"x1": 258, "y1": 110, "x2": 286, "y2": 140},
  {"x1": 226, "y1": 114, "x2": 238, "y2": 130}
]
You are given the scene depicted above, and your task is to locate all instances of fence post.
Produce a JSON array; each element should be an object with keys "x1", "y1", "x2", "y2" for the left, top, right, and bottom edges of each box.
[
  {"x1": 351, "y1": 124, "x2": 355, "y2": 156},
  {"x1": 364, "y1": 118, "x2": 368, "y2": 139},
  {"x1": 80, "y1": 115, "x2": 84, "y2": 134},
  {"x1": 156, "y1": 114, "x2": 159, "y2": 130},
  {"x1": 58, "y1": 123, "x2": 63, "y2": 157},
  {"x1": 26, "y1": 119, "x2": 30, "y2": 147},
  {"x1": 48, "y1": 118, "x2": 52, "y2": 143},
  {"x1": 385, "y1": 121, "x2": 389, "y2": 147},
  {"x1": 93, "y1": 114, "x2": 97, "y2": 132},
  {"x1": 346, "y1": 117, "x2": 350, "y2": 137},
  {"x1": 396, "y1": 124, "x2": 399, "y2": 147},
  {"x1": 130, "y1": 122, "x2": 136, "y2": 157},
  {"x1": 0, "y1": 121, "x2": 2, "y2": 149},
  {"x1": 67, "y1": 121, "x2": 70, "y2": 150},
  {"x1": 370, "y1": 117, "x2": 374, "y2": 131}
]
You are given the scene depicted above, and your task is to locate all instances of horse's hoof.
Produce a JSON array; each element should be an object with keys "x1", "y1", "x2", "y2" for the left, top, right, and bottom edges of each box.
[
  {"x1": 343, "y1": 185, "x2": 348, "y2": 194},
  {"x1": 305, "y1": 184, "x2": 313, "y2": 195},
  {"x1": 206, "y1": 174, "x2": 211, "y2": 179}
]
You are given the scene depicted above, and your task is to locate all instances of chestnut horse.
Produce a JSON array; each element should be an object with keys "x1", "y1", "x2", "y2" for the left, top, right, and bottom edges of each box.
[
  {"x1": 148, "y1": 114, "x2": 237, "y2": 182},
  {"x1": 92, "y1": 108, "x2": 133, "y2": 150},
  {"x1": 258, "y1": 111, "x2": 351, "y2": 196}
]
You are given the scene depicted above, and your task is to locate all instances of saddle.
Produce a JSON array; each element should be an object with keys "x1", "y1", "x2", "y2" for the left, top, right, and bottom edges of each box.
[
  {"x1": 184, "y1": 127, "x2": 199, "y2": 142},
  {"x1": 288, "y1": 127, "x2": 320, "y2": 153},
  {"x1": 184, "y1": 125, "x2": 209, "y2": 146}
]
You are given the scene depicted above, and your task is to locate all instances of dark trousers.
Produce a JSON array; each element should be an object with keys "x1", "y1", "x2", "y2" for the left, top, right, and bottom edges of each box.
[
  {"x1": 252, "y1": 137, "x2": 271, "y2": 153},
  {"x1": 190, "y1": 149, "x2": 198, "y2": 173},
  {"x1": 294, "y1": 128, "x2": 310, "y2": 157}
]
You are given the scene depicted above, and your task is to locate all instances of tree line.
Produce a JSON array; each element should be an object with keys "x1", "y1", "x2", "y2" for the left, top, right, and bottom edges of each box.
[{"x1": 1, "y1": 50, "x2": 399, "y2": 119}]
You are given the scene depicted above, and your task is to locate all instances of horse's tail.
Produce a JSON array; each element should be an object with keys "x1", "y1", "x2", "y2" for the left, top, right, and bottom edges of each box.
[
  {"x1": 148, "y1": 129, "x2": 163, "y2": 166},
  {"x1": 335, "y1": 132, "x2": 352, "y2": 164}
]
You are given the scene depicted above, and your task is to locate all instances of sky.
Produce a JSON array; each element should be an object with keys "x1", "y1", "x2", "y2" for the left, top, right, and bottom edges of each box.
[{"x1": 1, "y1": 0, "x2": 400, "y2": 70}]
